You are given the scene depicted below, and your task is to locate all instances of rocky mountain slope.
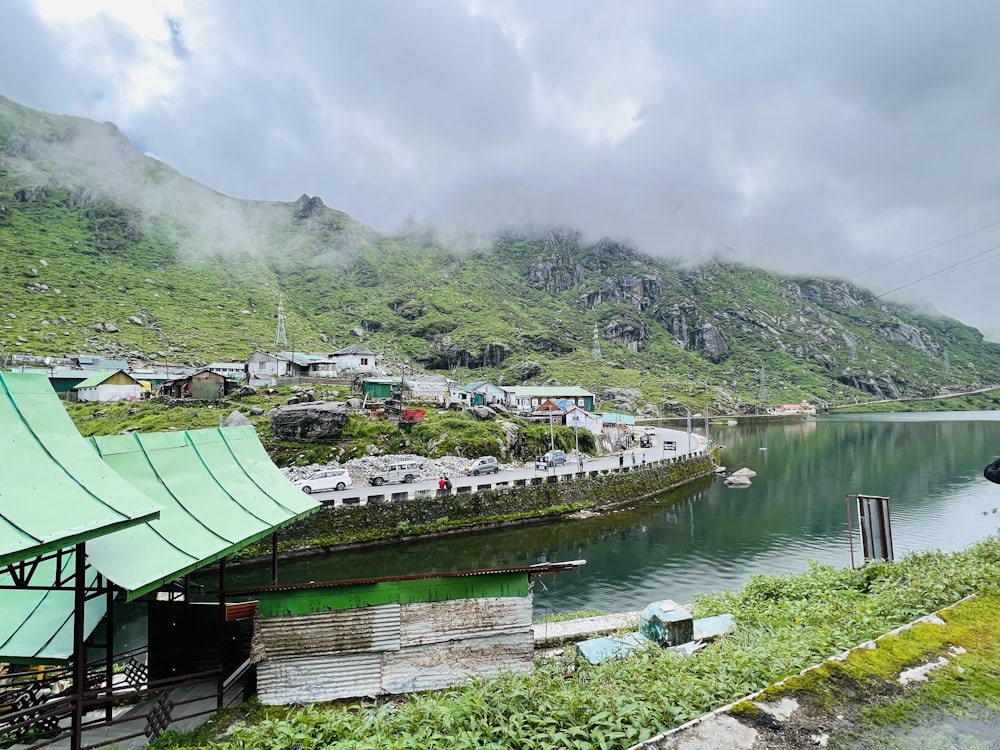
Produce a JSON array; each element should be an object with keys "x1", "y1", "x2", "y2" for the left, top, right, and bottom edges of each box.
[{"x1": 2, "y1": 95, "x2": 998, "y2": 413}]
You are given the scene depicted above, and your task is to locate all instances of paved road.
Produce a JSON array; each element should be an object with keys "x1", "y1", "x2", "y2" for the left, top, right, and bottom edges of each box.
[{"x1": 309, "y1": 427, "x2": 707, "y2": 507}]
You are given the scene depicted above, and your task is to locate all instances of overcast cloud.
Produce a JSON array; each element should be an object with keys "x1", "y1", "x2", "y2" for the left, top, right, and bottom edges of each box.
[{"x1": 1, "y1": 0, "x2": 998, "y2": 339}]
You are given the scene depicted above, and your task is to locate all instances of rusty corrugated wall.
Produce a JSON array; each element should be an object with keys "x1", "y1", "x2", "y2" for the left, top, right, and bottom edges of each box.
[{"x1": 254, "y1": 597, "x2": 533, "y2": 704}]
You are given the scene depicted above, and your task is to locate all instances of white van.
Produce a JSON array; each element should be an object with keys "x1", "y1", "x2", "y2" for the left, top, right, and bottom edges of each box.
[
  {"x1": 369, "y1": 461, "x2": 422, "y2": 486},
  {"x1": 295, "y1": 467, "x2": 352, "y2": 493}
]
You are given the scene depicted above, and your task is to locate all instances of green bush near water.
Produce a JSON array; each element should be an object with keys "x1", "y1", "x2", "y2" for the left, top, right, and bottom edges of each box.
[{"x1": 157, "y1": 537, "x2": 1000, "y2": 750}]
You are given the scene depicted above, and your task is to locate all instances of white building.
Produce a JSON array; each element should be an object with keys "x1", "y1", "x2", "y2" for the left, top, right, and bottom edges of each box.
[
  {"x1": 206, "y1": 362, "x2": 247, "y2": 381},
  {"x1": 72, "y1": 370, "x2": 143, "y2": 403},
  {"x1": 330, "y1": 345, "x2": 377, "y2": 374}
]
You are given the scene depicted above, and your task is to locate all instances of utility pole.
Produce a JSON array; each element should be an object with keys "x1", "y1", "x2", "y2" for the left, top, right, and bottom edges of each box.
[{"x1": 686, "y1": 406, "x2": 692, "y2": 455}]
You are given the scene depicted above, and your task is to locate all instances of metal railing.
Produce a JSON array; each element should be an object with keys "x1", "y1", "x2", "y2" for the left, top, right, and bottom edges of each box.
[{"x1": 0, "y1": 649, "x2": 250, "y2": 749}]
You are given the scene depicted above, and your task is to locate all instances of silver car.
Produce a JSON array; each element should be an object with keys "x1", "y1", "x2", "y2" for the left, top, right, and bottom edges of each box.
[{"x1": 465, "y1": 456, "x2": 500, "y2": 476}]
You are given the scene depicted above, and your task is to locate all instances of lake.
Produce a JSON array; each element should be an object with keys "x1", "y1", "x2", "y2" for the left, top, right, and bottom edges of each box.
[{"x1": 211, "y1": 412, "x2": 1000, "y2": 616}]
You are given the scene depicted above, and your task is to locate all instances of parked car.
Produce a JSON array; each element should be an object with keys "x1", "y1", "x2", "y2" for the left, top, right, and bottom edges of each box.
[
  {"x1": 542, "y1": 449, "x2": 567, "y2": 467},
  {"x1": 465, "y1": 456, "x2": 500, "y2": 476},
  {"x1": 369, "y1": 461, "x2": 421, "y2": 486},
  {"x1": 295, "y1": 467, "x2": 352, "y2": 493}
]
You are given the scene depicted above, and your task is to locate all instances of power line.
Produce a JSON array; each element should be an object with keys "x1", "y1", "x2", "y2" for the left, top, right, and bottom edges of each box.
[
  {"x1": 861, "y1": 217, "x2": 1000, "y2": 275},
  {"x1": 877, "y1": 242, "x2": 1000, "y2": 299}
]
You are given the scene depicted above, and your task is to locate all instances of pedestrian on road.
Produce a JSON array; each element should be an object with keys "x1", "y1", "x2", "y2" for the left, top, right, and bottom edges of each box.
[
  {"x1": 631, "y1": 452, "x2": 637, "y2": 466},
  {"x1": 641, "y1": 452, "x2": 646, "y2": 466},
  {"x1": 438, "y1": 476, "x2": 446, "y2": 490},
  {"x1": 445, "y1": 475, "x2": 453, "y2": 491},
  {"x1": 619, "y1": 453, "x2": 624, "y2": 469}
]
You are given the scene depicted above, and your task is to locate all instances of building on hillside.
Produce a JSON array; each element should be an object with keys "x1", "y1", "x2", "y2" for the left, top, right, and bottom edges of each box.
[
  {"x1": 779, "y1": 401, "x2": 817, "y2": 416},
  {"x1": 68, "y1": 354, "x2": 129, "y2": 371},
  {"x1": 306, "y1": 358, "x2": 339, "y2": 378},
  {"x1": 409, "y1": 373, "x2": 453, "y2": 402},
  {"x1": 532, "y1": 398, "x2": 566, "y2": 425},
  {"x1": 130, "y1": 368, "x2": 193, "y2": 391},
  {"x1": 451, "y1": 381, "x2": 507, "y2": 407},
  {"x1": 160, "y1": 369, "x2": 228, "y2": 400},
  {"x1": 206, "y1": 362, "x2": 248, "y2": 382},
  {"x1": 329, "y1": 345, "x2": 377, "y2": 374},
  {"x1": 363, "y1": 376, "x2": 405, "y2": 401},
  {"x1": 502, "y1": 386, "x2": 596, "y2": 413},
  {"x1": 72, "y1": 370, "x2": 143, "y2": 403},
  {"x1": 601, "y1": 412, "x2": 636, "y2": 445},
  {"x1": 564, "y1": 405, "x2": 604, "y2": 435},
  {"x1": 247, "y1": 351, "x2": 316, "y2": 382}
]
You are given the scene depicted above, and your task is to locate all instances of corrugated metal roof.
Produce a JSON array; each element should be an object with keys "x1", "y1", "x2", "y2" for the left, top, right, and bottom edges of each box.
[
  {"x1": 0, "y1": 372, "x2": 161, "y2": 567},
  {"x1": 503, "y1": 386, "x2": 595, "y2": 397},
  {"x1": 72, "y1": 370, "x2": 119, "y2": 389},
  {"x1": 0, "y1": 553, "x2": 106, "y2": 665},
  {"x1": 88, "y1": 425, "x2": 321, "y2": 600}
]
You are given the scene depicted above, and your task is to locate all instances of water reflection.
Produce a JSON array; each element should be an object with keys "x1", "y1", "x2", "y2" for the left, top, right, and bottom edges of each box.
[{"x1": 208, "y1": 413, "x2": 1000, "y2": 614}]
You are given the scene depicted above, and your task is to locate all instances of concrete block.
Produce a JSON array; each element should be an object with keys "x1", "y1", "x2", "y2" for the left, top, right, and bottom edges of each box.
[{"x1": 640, "y1": 599, "x2": 693, "y2": 647}]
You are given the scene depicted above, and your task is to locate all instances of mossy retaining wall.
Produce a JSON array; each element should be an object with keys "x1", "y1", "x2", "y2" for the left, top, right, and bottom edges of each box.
[{"x1": 267, "y1": 456, "x2": 714, "y2": 556}]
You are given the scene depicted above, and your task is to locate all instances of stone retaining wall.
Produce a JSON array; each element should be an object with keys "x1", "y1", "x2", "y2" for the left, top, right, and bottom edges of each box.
[{"x1": 275, "y1": 456, "x2": 714, "y2": 552}]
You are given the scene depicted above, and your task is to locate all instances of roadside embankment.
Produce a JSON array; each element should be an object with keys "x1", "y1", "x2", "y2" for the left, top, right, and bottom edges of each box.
[{"x1": 245, "y1": 456, "x2": 715, "y2": 559}]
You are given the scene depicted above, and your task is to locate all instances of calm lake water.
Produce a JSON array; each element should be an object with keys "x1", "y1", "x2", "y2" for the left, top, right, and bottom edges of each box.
[{"x1": 213, "y1": 412, "x2": 1000, "y2": 616}]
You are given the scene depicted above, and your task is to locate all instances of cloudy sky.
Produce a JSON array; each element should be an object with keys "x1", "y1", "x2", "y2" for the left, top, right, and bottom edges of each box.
[{"x1": 2, "y1": 0, "x2": 999, "y2": 339}]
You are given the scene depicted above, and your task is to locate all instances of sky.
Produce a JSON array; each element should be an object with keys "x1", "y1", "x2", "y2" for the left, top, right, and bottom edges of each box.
[{"x1": 1, "y1": 0, "x2": 999, "y2": 340}]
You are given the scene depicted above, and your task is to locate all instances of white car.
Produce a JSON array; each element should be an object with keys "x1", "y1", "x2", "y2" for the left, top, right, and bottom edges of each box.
[{"x1": 295, "y1": 468, "x2": 353, "y2": 493}]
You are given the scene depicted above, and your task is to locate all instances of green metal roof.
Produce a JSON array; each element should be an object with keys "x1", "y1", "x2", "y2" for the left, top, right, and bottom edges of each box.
[
  {"x1": 88, "y1": 425, "x2": 320, "y2": 600},
  {"x1": 0, "y1": 553, "x2": 105, "y2": 665},
  {"x1": 0, "y1": 371, "x2": 162, "y2": 568},
  {"x1": 71, "y1": 370, "x2": 117, "y2": 388}
]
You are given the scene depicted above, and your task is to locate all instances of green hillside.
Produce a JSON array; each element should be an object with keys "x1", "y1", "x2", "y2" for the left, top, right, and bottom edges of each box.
[{"x1": 2, "y1": 94, "x2": 999, "y2": 413}]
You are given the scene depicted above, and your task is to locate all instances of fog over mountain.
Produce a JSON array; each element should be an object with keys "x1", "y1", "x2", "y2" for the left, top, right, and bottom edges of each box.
[{"x1": 2, "y1": 0, "x2": 998, "y2": 340}]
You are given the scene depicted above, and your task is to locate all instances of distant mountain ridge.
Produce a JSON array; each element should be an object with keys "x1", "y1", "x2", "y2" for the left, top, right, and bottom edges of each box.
[{"x1": 2, "y1": 94, "x2": 998, "y2": 413}]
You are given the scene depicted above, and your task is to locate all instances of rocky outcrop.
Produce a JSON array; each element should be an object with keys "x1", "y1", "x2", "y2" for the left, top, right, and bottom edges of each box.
[
  {"x1": 580, "y1": 272, "x2": 664, "y2": 312},
  {"x1": 657, "y1": 303, "x2": 730, "y2": 361},
  {"x1": 604, "y1": 319, "x2": 648, "y2": 352},
  {"x1": 224, "y1": 410, "x2": 253, "y2": 427},
  {"x1": 786, "y1": 279, "x2": 868, "y2": 311},
  {"x1": 294, "y1": 194, "x2": 326, "y2": 219},
  {"x1": 482, "y1": 341, "x2": 511, "y2": 367},
  {"x1": 271, "y1": 401, "x2": 348, "y2": 441},
  {"x1": 877, "y1": 322, "x2": 940, "y2": 356}
]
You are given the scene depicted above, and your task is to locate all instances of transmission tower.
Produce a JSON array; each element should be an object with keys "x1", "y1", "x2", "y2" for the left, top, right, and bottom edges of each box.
[
  {"x1": 591, "y1": 323, "x2": 602, "y2": 360},
  {"x1": 275, "y1": 296, "x2": 288, "y2": 348},
  {"x1": 845, "y1": 334, "x2": 858, "y2": 363},
  {"x1": 758, "y1": 367, "x2": 769, "y2": 402}
]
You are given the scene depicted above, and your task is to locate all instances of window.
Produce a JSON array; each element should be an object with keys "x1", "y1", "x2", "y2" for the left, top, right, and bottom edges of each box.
[{"x1": 361, "y1": 358, "x2": 369, "y2": 365}]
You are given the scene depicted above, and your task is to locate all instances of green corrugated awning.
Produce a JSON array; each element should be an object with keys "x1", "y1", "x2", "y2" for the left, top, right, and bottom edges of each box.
[
  {"x1": 0, "y1": 371, "x2": 161, "y2": 567},
  {"x1": 1, "y1": 373, "x2": 317, "y2": 662},
  {"x1": 0, "y1": 552, "x2": 105, "y2": 665},
  {"x1": 88, "y1": 425, "x2": 320, "y2": 601}
]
